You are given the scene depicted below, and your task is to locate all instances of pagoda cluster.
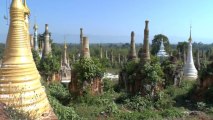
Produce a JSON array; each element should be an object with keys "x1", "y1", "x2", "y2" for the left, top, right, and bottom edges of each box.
[{"x1": 119, "y1": 20, "x2": 199, "y2": 95}]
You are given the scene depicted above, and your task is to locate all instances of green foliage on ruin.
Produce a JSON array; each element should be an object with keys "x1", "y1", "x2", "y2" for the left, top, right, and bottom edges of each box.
[
  {"x1": 43, "y1": 81, "x2": 82, "y2": 120},
  {"x1": 32, "y1": 49, "x2": 41, "y2": 68},
  {"x1": 73, "y1": 58, "x2": 105, "y2": 84},
  {"x1": 141, "y1": 58, "x2": 164, "y2": 85},
  {"x1": 39, "y1": 54, "x2": 60, "y2": 80}
]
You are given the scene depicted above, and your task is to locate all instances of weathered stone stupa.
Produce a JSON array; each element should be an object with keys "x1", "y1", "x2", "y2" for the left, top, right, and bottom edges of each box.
[
  {"x1": 157, "y1": 38, "x2": 169, "y2": 57},
  {"x1": 33, "y1": 23, "x2": 39, "y2": 51},
  {"x1": 195, "y1": 49, "x2": 201, "y2": 71},
  {"x1": 0, "y1": 0, "x2": 53, "y2": 118},
  {"x1": 183, "y1": 27, "x2": 198, "y2": 80},
  {"x1": 110, "y1": 50, "x2": 114, "y2": 64},
  {"x1": 60, "y1": 41, "x2": 71, "y2": 83},
  {"x1": 141, "y1": 20, "x2": 150, "y2": 62},
  {"x1": 128, "y1": 31, "x2": 137, "y2": 61},
  {"x1": 105, "y1": 50, "x2": 108, "y2": 59},
  {"x1": 80, "y1": 28, "x2": 83, "y2": 56},
  {"x1": 100, "y1": 45, "x2": 103, "y2": 59},
  {"x1": 118, "y1": 53, "x2": 121, "y2": 64},
  {"x1": 42, "y1": 24, "x2": 52, "y2": 59},
  {"x1": 82, "y1": 37, "x2": 90, "y2": 58}
]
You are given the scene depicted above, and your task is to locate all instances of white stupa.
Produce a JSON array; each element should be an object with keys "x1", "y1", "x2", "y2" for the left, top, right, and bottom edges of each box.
[
  {"x1": 183, "y1": 26, "x2": 198, "y2": 80},
  {"x1": 157, "y1": 38, "x2": 169, "y2": 57}
]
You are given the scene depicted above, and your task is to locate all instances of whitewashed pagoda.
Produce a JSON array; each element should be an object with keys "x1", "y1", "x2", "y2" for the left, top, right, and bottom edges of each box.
[
  {"x1": 157, "y1": 38, "x2": 169, "y2": 57},
  {"x1": 183, "y1": 26, "x2": 198, "y2": 80}
]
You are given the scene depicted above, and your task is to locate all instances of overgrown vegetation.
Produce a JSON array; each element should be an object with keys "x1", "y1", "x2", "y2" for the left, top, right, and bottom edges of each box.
[
  {"x1": 73, "y1": 58, "x2": 105, "y2": 84},
  {"x1": 41, "y1": 76, "x2": 213, "y2": 120},
  {"x1": 43, "y1": 81, "x2": 82, "y2": 120}
]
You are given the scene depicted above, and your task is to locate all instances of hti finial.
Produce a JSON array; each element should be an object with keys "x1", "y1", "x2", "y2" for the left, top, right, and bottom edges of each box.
[
  {"x1": 189, "y1": 25, "x2": 192, "y2": 43},
  {"x1": 64, "y1": 35, "x2": 67, "y2": 49}
]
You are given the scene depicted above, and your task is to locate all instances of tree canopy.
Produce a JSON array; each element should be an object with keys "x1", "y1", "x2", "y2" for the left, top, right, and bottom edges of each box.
[{"x1": 151, "y1": 34, "x2": 171, "y2": 55}]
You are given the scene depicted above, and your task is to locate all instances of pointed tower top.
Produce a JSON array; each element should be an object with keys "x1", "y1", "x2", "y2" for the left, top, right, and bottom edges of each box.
[
  {"x1": 64, "y1": 40, "x2": 67, "y2": 49},
  {"x1": 145, "y1": 20, "x2": 149, "y2": 29},
  {"x1": 131, "y1": 31, "x2": 135, "y2": 38},
  {"x1": 10, "y1": 0, "x2": 23, "y2": 9},
  {"x1": 80, "y1": 28, "x2": 83, "y2": 34},
  {"x1": 160, "y1": 38, "x2": 165, "y2": 49},
  {"x1": 33, "y1": 24, "x2": 38, "y2": 30},
  {"x1": 45, "y1": 24, "x2": 49, "y2": 34},
  {"x1": 189, "y1": 25, "x2": 192, "y2": 43},
  {"x1": 23, "y1": 0, "x2": 30, "y2": 14}
]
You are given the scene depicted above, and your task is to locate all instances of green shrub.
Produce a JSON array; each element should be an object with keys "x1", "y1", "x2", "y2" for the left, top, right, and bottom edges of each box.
[
  {"x1": 115, "y1": 111, "x2": 142, "y2": 120},
  {"x1": 103, "y1": 78, "x2": 115, "y2": 93},
  {"x1": 104, "y1": 101, "x2": 119, "y2": 114},
  {"x1": 42, "y1": 80, "x2": 81, "y2": 120},
  {"x1": 124, "y1": 61, "x2": 138, "y2": 74},
  {"x1": 204, "y1": 86, "x2": 213, "y2": 103},
  {"x1": 140, "y1": 109, "x2": 162, "y2": 120},
  {"x1": 124, "y1": 95, "x2": 154, "y2": 112},
  {"x1": 197, "y1": 102, "x2": 207, "y2": 111},
  {"x1": 154, "y1": 92, "x2": 175, "y2": 110},
  {"x1": 48, "y1": 95, "x2": 81, "y2": 120},
  {"x1": 48, "y1": 83, "x2": 71, "y2": 105},
  {"x1": 73, "y1": 58, "x2": 105, "y2": 85},
  {"x1": 161, "y1": 107, "x2": 184, "y2": 118}
]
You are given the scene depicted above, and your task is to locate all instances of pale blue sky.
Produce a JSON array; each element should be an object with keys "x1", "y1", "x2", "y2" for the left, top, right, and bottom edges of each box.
[{"x1": 0, "y1": 0, "x2": 213, "y2": 43}]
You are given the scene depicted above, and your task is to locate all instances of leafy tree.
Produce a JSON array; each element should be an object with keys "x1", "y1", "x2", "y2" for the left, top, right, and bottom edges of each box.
[
  {"x1": 140, "y1": 57, "x2": 164, "y2": 96},
  {"x1": 73, "y1": 58, "x2": 105, "y2": 85},
  {"x1": 176, "y1": 41, "x2": 188, "y2": 53},
  {"x1": 52, "y1": 43, "x2": 62, "y2": 57},
  {"x1": 32, "y1": 49, "x2": 41, "y2": 69},
  {"x1": 39, "y1": 54, "x2": 60, "y2": 82},
  {"x1": 151, "y1": 34, "x2": 171, "y2": 55},
  {"x1": 99, "y1": 58, "x2": 111, "y2": 68}
]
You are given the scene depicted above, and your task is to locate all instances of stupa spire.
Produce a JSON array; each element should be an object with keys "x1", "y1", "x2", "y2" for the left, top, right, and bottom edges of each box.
[
  {"x1": 189, "y1": 25, "x2": 192, "y2": 43},
  {"x1": 42, "y1": 24, "x2": 51, "y2": 59},
  {"x1": 33, "y1": 22, "x2": 39, "y2": 51},
  {"x1": 183, "y1": 26, "x2": 198, "y2": 80},
  {"x1": 128, "y1": 31, "x2": 137, "y2": 61},
  {"x1": 23, "y1": 0, "x2": 30, "y2": 14},
  {"x1": 105, "y1": 50, "x2": 108, "y2": 59},
  {"x1": 100, "y1": 45, "x2": 103, "y2": 59},
  {"x1": 63, "y1": 40, "x2": 68, "y2": 65},
  {"x1": 80, "y1": 28, "x2": 83, "y2": 56},
  {"x1": 110, "y1": 50, "x2": 114, "y2": 63},
  {"x1": 0, "y1": 0, "x2": 51, "y2": 118},
  {"x1": 141, "y1": 20, "x2": 150, "y2": 62},
  {"x1": 196, "y1": 49, "x2": 201, "y2": 71},
  {"x1": 82, "y1": 37, "x2": 90, "y2": 58}
]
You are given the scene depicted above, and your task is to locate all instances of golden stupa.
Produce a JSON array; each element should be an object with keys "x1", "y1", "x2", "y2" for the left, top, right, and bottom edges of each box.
[{"x1": 0, "y1": 0, "x2": 51, "y2": 118}]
